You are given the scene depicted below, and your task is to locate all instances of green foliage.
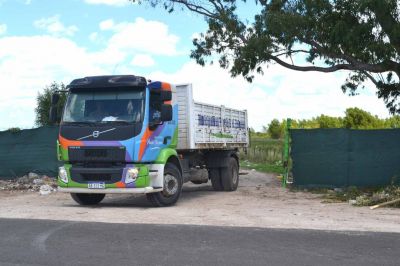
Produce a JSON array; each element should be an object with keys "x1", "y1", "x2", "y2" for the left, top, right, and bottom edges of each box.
[
  {"x1": 240, "y1": 160, "x2": 285, "y2": 174},
  {"x1": 343, "y1": 107, "x2": 383, "y2": 129},
  {"x1": 317, "y1": 115, "x2": 343, "y2": 129},
  {"x1": 138, "y1": 0, "x2": 400, "y2": 114},
  {"x1": 35, "y1": 82, "x2": 67, "y2": 126},
  {"x1": 243, "y1": 137, "x2": 283, "y2": 168},
  {"x1": 250, "y1": 130, "x2": 268, "y2": 138},
  {"x1": 267, "y1": 119, "x2": 283, "y2": 139},
  {"x1": 7, "y1": 127, "x2": 21, "y2": 133},
  {"x1": 261, "y1": 108, "x2": 400, "y2": 131}
]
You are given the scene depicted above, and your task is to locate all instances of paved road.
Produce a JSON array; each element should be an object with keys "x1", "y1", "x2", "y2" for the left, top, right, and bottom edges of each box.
[{"x1": 0, "y1": 218, "x2": 398, "y2": 266}]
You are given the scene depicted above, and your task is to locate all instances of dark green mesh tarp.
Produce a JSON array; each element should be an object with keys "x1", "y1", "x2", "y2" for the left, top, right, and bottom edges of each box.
[
  {"x1": 291, "y1": 129, "x2": 400, "y2": 187},
  {"x1": 0, "y1": 127, "x2": 59, "y2": 179}
]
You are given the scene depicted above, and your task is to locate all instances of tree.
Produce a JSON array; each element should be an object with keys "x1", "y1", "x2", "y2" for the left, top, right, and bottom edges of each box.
[
  {"x1": 137, "y1": 0, "x2": 400, "y2": 114},
  {"x1": 316, "y1": 115, "x2": 343, "y2": 128},
  {"x1": 384, "y1": 115, "x2": 400, "y2": 128},
  {"x1": 267, "y1": 119, "x2": 282, "y2": 139},
  {"x1": 35, "y1": 82, "x2": 67, "y2": 126},
  {"x1": 343, "y1": 107, "x2": 383, "y2": 129}
]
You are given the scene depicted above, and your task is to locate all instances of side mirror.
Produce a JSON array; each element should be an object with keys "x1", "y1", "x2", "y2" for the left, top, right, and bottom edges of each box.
[
  {"x1": 49, "y1": 106, "x2": 58, "y2": 124},
  {"x1": 161, "y1": 104, "x2": 172, "y2": 122},
  {"x1": 51, "y1": 93, "x2": 60, "y2": 105},
  {"x1": 160, "y1": 90, "x2": 172, "y2": 102},
  {"x1": 49, "y1": 93, "x2": 60, "y2": 124}
]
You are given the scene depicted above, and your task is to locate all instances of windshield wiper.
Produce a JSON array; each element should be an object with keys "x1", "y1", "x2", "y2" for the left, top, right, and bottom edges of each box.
[
  {"x1": 101, "y1": 120, "x2": 133, "y2": 125},
  {"x1": 62, "y1": 121, "x2": 98, "y2": 127}
]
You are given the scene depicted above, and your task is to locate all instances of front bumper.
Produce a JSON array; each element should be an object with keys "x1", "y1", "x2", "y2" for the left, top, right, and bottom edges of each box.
[
  {"x1": 58, "y1": 164, "x2": 164, "y2": 191},
  {"x1": 58, "y1": 186, "x2": 163, "y2": 194}
]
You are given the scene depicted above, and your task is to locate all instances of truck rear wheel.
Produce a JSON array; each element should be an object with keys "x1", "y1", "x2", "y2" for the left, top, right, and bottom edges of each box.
[
  {"x1": 209, "y1": 168, "x2": 224, "y2": 191},
  {"x1": 220, "y1": 157, "x2": 239, "y2": 191},
  {"x1": 71, "y1": 193, "x2": 105, "y2": 205},
  {"x1": 146, "y1": 163, "x2": 182, "y2": 207}
]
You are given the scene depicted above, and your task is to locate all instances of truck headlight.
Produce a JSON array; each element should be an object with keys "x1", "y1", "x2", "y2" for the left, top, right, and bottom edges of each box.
[
  {"x1": 125, "y1": 168, "x2": 139, "y2": 184},
  {"x1": 59, "y1": 166, "x2": 68, "y2": 183}
]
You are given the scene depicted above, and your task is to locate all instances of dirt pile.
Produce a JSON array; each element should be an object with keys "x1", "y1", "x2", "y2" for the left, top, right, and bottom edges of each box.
[{"x1": 0, "y1": 173, "x2": 57, "y2": 194}]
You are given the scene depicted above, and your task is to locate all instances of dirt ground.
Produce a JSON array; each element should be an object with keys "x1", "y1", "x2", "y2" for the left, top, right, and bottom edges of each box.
[{"x1": 0, "y1": 170, "x2": 398, "y2": 232}]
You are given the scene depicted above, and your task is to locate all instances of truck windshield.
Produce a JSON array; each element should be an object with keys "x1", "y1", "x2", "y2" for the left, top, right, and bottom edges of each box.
[{"x1": 62, "y1": 89, "x2": 145, "y2": 123}]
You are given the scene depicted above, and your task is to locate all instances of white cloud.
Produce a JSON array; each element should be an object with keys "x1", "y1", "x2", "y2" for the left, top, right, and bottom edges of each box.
[
  {"x1": 34, "y1": 15, "x2": 78, "y2": 37},
  {"x1": 99, "y1": 19, "x2": 114, "y2": 31},
  {"x1": 0, "y1": 16, "x2": 182, "y2": 130},
  {"x1": 0, "y1": 35, "x2": 106, "y2": 130},
  {"x1": 130, "y1": 54, "x2": 155, "y2": 67},
  {"x1": 0, "y1": 24, "x2": 7, "y2": 35},
  {"x1": 191, "y1": 32, "x2": 201, "y2": 40},
  {"x1": 149, "y1": 62, "x2": 390, "y2": 131},
  {"x1": 84, "y1": 0, "x2": 131, "y2": 7},
  {"x1": 104, "y1": 18, "x2": 180, "y2": 56}
]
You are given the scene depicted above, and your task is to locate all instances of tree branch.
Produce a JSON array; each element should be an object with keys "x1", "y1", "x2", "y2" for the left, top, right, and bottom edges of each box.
[
  {"x1": 172, "y1": 0, "x2": 219, "y2": 19},
  {"x1": 269, "y1": 55, "x2": 369, "y2": 73},
  {"x1": 298, "y1": 38, "x2": 400, "y2": 74}
]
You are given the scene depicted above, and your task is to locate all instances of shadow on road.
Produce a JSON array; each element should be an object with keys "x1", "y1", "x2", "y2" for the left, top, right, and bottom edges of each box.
[{"x1": 62, "y1": 182, "x2": 216, "y2": 208}]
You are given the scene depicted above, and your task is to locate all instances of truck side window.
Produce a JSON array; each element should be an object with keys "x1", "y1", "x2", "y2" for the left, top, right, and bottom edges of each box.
[{"x1": 149, "y1": 91, "x2": 162, "y2": 126}]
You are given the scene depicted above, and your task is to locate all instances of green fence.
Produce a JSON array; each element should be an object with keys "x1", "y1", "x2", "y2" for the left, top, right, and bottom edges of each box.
[
  {"x1": 291, "y1": 129, "x2": 400, "y2": 187},
  {"x1": 0, "y1": 126, "x2": 59, "y2": 179}
]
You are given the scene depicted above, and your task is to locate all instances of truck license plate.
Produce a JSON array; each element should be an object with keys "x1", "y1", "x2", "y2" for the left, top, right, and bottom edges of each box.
[{"x1": 88, "y1": 182, "x2": 105, "y2": 189}]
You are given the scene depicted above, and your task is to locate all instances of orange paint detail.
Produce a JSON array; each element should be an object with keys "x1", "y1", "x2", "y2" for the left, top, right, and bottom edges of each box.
[
  {"x1": 116, "y1": 181, "x2": 125, "y2": 188},
  {"x1": 161, "y1": 82, "x2": 171, "y2": 91},
  {"x1": 59, "y1": 135, "x2": 83, "y2": 149},
  {"x1": 161, "y1": 82, "x2": 172, "y2": 104},
  {"x1": 138, "y1": 128, "x2": 152, "y2": 161}
]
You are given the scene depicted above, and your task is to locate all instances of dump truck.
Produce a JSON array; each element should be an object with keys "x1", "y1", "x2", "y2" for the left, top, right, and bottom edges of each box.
[{"x1": 50, "y1": 75, "x2": 248, "y2": 206}]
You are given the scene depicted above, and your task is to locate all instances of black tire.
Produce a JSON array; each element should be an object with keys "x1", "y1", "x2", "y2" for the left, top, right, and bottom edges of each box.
[
  {"x1": 70, "y1": 193, "x2": 105, "y2": 205},
  {"x1": 209, "y1": 168, "x2": 224, "y2": 191},
  {"x1": 146, "y1": 163, "x2": 182, "y2": 207},
  {"x1": 221, "y1": 157, "x2": 239, "y2": 191}
]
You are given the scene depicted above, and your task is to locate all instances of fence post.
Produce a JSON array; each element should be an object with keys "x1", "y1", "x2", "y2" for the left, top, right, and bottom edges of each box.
[{"x1": 282, "y1": 118, "x2": 292, "y2": 187}]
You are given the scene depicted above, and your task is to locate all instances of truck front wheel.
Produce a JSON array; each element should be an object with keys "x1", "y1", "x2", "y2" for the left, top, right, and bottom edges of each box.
[
  {"x1": 146, "y1": 163, "x2": 182, "y2": 207},
  {"x1": 71, "y1": 193, "x2": 105, "y2": 205}
]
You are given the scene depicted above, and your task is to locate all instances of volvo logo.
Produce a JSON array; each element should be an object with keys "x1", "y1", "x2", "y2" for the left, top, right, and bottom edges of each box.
[{"x1": 77, "y1": 128, "x2": 116, "y2": 140}]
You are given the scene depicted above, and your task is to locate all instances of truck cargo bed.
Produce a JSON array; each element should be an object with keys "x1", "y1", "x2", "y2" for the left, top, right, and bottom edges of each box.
[{"x1": 175, "y1": 84, "x2": 248, "y2": 150}]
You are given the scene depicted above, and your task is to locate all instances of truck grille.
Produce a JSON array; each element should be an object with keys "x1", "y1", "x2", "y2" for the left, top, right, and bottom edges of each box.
[
  {"x1": 70, "y1": 167, "x2": 123, "y2": 184},
  {"x1": 84, "y1": 149, "x2": 108, "y2": 158},
  {"x1": 68, "y1": 146, "x2": 126, "y2": 162},
  {"x1": 81, "y1": 173, "x2": 112, "y2": 182}
]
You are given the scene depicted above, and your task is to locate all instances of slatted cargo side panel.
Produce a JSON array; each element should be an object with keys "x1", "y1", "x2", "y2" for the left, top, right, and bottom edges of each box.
[
  {"x1": 175, "y1": 84, "x2": 193, "y2": 150},
  {"x1": 193, "y1": 102, "x2": 248, "y2": 149}
]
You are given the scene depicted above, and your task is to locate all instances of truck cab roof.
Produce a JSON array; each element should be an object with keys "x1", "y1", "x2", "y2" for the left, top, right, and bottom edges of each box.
[{"x1": 67, "y1": 75, "x2": 147, "y2": 91}]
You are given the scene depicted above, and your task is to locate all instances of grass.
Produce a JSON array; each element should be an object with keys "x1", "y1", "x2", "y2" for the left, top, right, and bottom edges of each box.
[
  {"x1": 240, "y1": 160, "x2": 285, "y2": 174},
  {"x1": 239, "y1": 136, "x2": 286, "y2": 174}
]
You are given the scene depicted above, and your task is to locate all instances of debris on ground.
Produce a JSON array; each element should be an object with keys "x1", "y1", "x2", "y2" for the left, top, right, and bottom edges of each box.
[
  {"x1": 39, "y1": 184, "x2": 55, "y2": 196},
  {"x1": 315, "y1": 186, "x2": 400, "y2": 208},
  {"x1": 0, "y1": 173, "x2": 57, "y2": 194},
  {"x1": 370, "y1": 198, "x2": 400, "y2": 210}
]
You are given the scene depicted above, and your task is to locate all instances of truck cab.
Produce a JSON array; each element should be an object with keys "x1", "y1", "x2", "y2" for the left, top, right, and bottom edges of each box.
[{"x1": 52, "y1": 75, "x2": 248, "y2": 207}]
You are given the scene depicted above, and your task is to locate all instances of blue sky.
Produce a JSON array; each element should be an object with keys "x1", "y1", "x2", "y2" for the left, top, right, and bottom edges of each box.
[{"x1": 0, "y1": 0, "x2": 391, "y2": 131}]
